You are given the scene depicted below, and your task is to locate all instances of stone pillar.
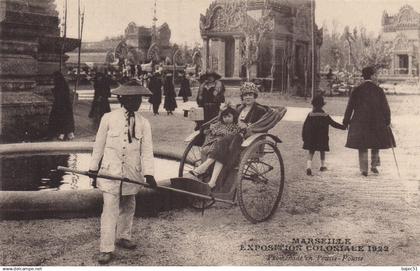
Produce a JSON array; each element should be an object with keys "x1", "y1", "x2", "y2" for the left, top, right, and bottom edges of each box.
[
  {"x1": 408, "y1": 54, "x2": 412, "y2": 76},
  {"x1": 390, "y1": 54, "x2": 394, "y2": 75},
  {"x1": 0, "y1": 0, "x2": 80, "y2": 141},
  {"x1": 202, "y1": 37, "x2": 209, "y2": 72},
  {"x1": 217, "y1": 38, "x2": 225, "y2": 77},
  {"x1": 233, "y1": 36, "x2": 242, "y2": 78}
]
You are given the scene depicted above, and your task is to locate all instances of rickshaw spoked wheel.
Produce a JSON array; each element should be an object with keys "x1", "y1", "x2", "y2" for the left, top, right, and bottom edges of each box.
[
  {"x1": 178, "y1": 137, "x2": 215, "y2": 210},
  {"x1": 236, "y1": 139, "x2": 285, "y2": 223}
]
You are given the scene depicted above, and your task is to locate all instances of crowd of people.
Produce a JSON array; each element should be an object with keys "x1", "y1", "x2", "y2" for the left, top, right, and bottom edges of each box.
[
  {"x1": 48, "y1": 68, "x2": 194, "y2": 140},
  {"x1": 50, "y1": 65, "x2": 395, "y2": 180},
  {"x1": 47, "y1": 65, "x2": 395, "y2": 264}
]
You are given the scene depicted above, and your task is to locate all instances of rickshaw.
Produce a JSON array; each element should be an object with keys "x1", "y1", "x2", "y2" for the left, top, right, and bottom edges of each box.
[
  {"x1": 58, "y1": 106, "x2": 287, "y2": 224},
  {"x1": 174, "y1": 106, "x2": 287, "y2": 223}
]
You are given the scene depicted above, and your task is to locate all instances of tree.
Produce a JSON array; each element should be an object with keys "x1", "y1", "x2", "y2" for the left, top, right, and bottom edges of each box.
[
  {"x1": 344, "y1": 26, "x2": 392, "y2": 72},
  {"x1": 319, "y1": 22, "x2": 346, "y2": 71},
  {"x1": 240, "y1": 10, "x2": 274, "y2": 80}
]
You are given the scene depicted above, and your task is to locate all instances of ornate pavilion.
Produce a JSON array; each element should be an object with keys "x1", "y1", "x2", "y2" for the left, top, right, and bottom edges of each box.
[
  {"x1": 67, "y1": 22, "x2": 173, "y2": 68},
  {"x1": 199, "y1": 0, "x2": 322, "y2": 93},
  {"x1": 382, "y1": 5, "x2": 420, "y2": 78}
]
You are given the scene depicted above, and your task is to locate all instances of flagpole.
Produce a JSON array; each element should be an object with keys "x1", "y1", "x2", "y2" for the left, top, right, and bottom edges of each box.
[
  {"x1": 75, "y1": 0, "x2": 81, "y2": 96},
  {"x1": 311, "y1": 0, "x2": 315, "y2": 99},
  {"x1": 74, "y1": 6, "x2": 85, "y2": 106},
  {"x1": 78, "y1": 0, "x2": 81, "y2": 39},
  {"x1": 59, "y1": 0, "x2": 68, "y2": 72}
]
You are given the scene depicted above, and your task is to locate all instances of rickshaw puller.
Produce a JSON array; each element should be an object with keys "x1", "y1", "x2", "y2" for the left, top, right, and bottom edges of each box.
[{"x1": 89, "y1": 80, "x2": 157, "y2": 265}]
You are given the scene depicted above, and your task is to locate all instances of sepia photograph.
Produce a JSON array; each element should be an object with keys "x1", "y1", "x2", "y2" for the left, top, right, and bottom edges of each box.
[{"x1": 0, "y1": 0, "x2": 419, "y2": 268}]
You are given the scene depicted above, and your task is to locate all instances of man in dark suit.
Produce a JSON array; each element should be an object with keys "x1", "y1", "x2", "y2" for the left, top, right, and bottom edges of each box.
[
  {"x1": 148, "y1": 71, "x2": 163, "y2": 116},
  {"x1": 343, "y1": 66, "x2": 396, "y2": 176}
]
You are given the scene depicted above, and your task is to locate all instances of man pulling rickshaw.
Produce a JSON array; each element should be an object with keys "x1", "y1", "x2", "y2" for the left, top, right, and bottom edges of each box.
[{"x1": 59, "y1": 81, "x2": 287, "y2": 264}]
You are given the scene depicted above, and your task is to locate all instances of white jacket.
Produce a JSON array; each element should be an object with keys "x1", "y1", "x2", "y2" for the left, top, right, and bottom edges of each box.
[{"x1": 89, "y1": 108, "x2": 155, "y2": 195}]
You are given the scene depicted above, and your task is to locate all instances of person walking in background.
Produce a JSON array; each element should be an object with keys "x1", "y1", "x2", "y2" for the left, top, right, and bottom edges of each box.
[
  {"x1": 136, "y1": 64, "x2": 142, "y2": 78},
  {"x1": 178, "y1": 72, "x2": 192, "y2": 102},
  {"x1": 163, "y1": 73, "x2": 177, "y2": 115},
  {"x1": 343, "y1": 66, "x2": 396, "y2": 176},
  {"x1": 302, "y1": 95, "x2": 346, "y2": 176},
  {"x1": 89, "y1": 72, "x2": 111, "y2": 128},
  {"x1": 148, "y1": 71, "x2": 163, "y2": 116},
  {"x1": 197, "y1": 70, "x2": 225, "y2": 124},
  {"x1": 326, "y1": 68, "x2": 334, "y2": 96},
  {"x1": 48, "y1": 71, "x2": 75, "y2": 141}
]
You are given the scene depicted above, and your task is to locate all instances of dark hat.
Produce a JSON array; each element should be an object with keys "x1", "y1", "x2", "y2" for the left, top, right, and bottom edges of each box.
[
  {"x1": 111, "y1": 79, "x2": 152, "y2": 96},
  {"x1": 199, "y1": 70, "x2": 221, "y2": 81},
  {"x1": 362, "y1": 66, "x2": 376, "y2": 79},
  {"x1": 311, "y1": 95, "x2": 325, "y2": 108}
]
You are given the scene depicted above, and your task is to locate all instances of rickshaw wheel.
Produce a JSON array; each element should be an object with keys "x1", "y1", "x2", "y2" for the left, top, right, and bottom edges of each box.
[
  {"x1": 178, "y1": 138, "x2": 215, "y2": 210},
  {"x1": 237, "y1": 139, "x2": 284, "y2": 223}
]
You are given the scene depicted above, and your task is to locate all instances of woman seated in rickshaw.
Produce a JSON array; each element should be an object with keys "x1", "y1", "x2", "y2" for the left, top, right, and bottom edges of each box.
[{"x1": 190, "y1": 82, "x2": 269, "y2": 189}]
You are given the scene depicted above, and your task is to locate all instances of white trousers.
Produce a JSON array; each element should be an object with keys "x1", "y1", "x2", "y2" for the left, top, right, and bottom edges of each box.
[{"x1": 100, "y1": 192, "x2": 136, "y2": 252}]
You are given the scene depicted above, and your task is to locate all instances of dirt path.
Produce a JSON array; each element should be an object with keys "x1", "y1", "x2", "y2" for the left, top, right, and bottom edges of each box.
[{"x1": 1, "y1": 96, "x2": 419, "y2": 266}]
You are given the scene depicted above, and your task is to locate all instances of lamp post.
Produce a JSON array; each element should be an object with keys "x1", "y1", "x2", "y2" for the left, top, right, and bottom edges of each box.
[{"x1": 311, "y1": 0, "x2": 315, "y2": 100}]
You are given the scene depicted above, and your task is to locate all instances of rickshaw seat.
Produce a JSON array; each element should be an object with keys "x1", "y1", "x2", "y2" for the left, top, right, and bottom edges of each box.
[
  {"x1": 241, "y1": 133, "x2": 282, "y2": 147},
  {"x1": 184, "y1": 130, "x2": 200, "y2": 142},
  {"x1": 184, "y1": 116, "x2": 219, "y2": 143}
]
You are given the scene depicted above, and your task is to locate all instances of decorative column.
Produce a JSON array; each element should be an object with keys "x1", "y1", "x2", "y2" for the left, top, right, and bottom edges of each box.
[
  {"x1": 202, "y1": 36, "x2": 209, "y2": 72},
  {"x1": 217, "y1": 38, "x2": 226, "y2": 77},
  {"x1": 390, "y1": 54, "x2": 394, "y2": 75},
  {"x1": 233, "y1": 35, "x2": 242, "y2": 78},
  {"x1": 408, "y1": 54, "x2": 412, "y2": 76}
]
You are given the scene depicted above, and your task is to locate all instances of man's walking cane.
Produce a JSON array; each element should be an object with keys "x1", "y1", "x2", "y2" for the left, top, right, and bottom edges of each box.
[{"x1": 388, "y1": 126, "x2": 401, "y2": 178}]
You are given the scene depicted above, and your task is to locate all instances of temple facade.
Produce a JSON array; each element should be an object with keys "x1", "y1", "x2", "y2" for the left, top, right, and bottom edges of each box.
[
  {"x1": 122, "y1": 21, "x2": 173, "y2": 64},
  {"x1": 67, "y1": 22, "x2": 173, "y2": 68},
  {"x1": 199, "y1": 0, "x2": 322, "y2": 93},
  {"x1": 381, "y1": 5, "x2": 420, "y2": 78}
]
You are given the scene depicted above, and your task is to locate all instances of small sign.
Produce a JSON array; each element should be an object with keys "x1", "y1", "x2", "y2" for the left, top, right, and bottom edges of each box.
[{"x1": 187, "y1": 107, "x2": 204, "y2": 121}]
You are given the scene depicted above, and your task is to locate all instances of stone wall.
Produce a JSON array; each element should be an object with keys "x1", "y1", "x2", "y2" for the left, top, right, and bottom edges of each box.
[{"x1": 0, "y1": 0, "x2": 79, "y2": 142}]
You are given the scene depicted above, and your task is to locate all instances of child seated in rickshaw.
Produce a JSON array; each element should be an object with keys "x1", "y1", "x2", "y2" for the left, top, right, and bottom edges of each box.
[
  {"x1": 189, "y1": 105, "x2": 241, "y2": 188},
  {"x1": 189, "y1": 82, "x2": 272, "y2": 189}
]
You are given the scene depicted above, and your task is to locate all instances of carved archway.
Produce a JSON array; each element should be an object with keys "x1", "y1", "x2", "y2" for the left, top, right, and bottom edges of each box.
[
  {"x1": 192, "y1": 50, "x2": 202, "y2": 68},
  {"x1": 393, "y1": 33, "x2": 410, "y2": 52},
  {"x1": 147, "y1": 42, "x2": 160, "y2": 62},
  {"x1": 115, "y1": 40, "x2": 128, "y2": 61},
  {"x1": 127, "y1": 48, "x2": 140, "y2": 65},
  {"x1": 105, "y1": 50, "x2": 115, "y2": 64}
]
